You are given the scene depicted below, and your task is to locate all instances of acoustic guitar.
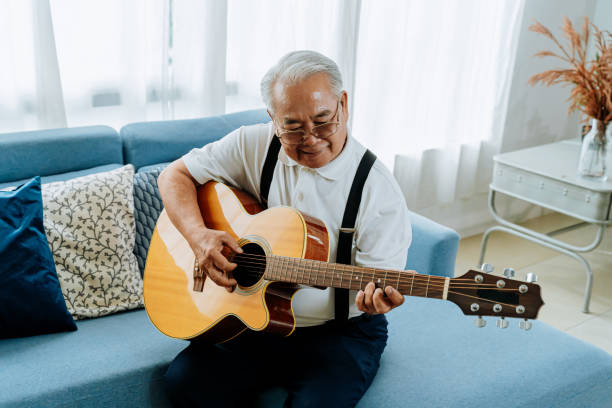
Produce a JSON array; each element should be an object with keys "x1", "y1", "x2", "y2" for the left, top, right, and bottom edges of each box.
[{"x1": 144, "y1": 182, "x2": 544, "y2": 344}]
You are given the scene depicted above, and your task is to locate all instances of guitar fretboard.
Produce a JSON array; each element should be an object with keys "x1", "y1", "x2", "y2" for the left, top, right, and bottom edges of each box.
[{"x1": 264, "y1": 255, "x2": 448, "y2": 299}]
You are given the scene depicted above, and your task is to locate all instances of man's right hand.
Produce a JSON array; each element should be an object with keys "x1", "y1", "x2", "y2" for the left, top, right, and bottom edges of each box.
[
  {"x1": 157, "y1": 160, "x2": 244, "y2": 293},
  {"x1": 189, "y1": 228, "x2": 243, "y2": 292}
]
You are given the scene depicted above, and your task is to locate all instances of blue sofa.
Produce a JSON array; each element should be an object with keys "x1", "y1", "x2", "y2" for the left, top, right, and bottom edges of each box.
[{"x1": 1, "y1": 110, "x2": 612, "y2": 408}]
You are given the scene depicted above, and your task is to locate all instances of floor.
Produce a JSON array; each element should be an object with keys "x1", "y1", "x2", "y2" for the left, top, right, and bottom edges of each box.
[{"x1": 455, "y1": 212, "x2": 612, "y2": 355}]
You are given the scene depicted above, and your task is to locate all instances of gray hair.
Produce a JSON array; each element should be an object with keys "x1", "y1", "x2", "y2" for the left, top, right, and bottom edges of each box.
[{"x1": 260, "y1": 50, "x2": 343, "y2": 113}]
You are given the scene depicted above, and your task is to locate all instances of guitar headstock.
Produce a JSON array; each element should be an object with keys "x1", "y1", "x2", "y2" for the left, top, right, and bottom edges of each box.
[{"x1": 446, "y1": 266, "x2": 544, "y2": 330}]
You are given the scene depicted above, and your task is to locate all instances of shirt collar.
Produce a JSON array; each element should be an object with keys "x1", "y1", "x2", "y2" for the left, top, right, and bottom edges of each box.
[{"x1": 277, "y1": 131, "x2": 355, "y2": 181}]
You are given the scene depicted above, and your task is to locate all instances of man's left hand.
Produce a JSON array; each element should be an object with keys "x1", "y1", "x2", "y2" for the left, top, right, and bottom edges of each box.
[{"x1": 356, "y1": 282, "x2": 405, "y2": 314}]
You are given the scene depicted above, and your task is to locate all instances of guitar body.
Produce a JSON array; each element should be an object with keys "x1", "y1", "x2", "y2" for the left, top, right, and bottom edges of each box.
[{"x1": 144, "y1": 182, "x2": 330, "y2": 344}]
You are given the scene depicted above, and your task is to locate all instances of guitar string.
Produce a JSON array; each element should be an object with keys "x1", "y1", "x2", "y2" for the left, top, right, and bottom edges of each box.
[
  {"x1": 229, "y1": 256, "x2": 513, "y2": 290},
  {"x1": 201, "y1": 256, "x2": 531, "y2": 307},
  {"x1": 230, "y1": 254, "x2": 515, "y2": 289},
  {"x1": 200, "y1": 261, "x2": 528, "y2": 309},
  {"x1": 229, "y1": 258, "x2": 482, "y2": 289},
  {"x1": 231, "y1": 252, "x2": 503, "y2": 284},
  {"x1": 215, "y1": 257, "x2": 520, "y2": 293}
]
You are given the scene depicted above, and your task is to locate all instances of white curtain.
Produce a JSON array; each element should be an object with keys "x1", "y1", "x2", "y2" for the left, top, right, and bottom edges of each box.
[
  {"x1": 351, "y1": 0, "x2": 525, "y2": 210},
  {"x1": 0, "y1": 0, "x2": 66, "y2": 131},
  {"x1": 1, "y1": 0, "x2": 525, "y2": 214}
]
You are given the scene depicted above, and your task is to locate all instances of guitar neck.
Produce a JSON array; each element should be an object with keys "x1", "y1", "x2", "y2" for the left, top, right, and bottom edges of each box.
[{"x1": 264, "y1": 255, "x2": 448, "y2": 300}]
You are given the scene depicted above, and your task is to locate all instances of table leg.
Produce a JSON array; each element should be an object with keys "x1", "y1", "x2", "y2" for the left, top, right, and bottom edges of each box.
[{"x1": 479, "y1": 190, "x2": 604, "y2": 313}]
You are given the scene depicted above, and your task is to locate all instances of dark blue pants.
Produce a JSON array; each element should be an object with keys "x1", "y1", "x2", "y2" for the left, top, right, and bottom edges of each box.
[{"x1": 163, "y1": 313, "x2": 388, "y2": 408}]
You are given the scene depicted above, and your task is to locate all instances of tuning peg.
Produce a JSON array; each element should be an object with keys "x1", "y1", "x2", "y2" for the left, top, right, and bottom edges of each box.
[
  {"x1": 526, "y1": 273, "x2": 538, "y2": 283},
  {"x1": 503, "y1": 268, "x2": 515, "y2": 278},
  {"x1": 496, "y1": 317, "x2": 509, "y2": 329},
  {"x1": 474, "y1": 316, "x2": 487, "y2": 328},
  {"x1": 481, "y1": 263, "x2": 494, "y2": 274},
  {"x1": 520, "y1": 319, "x2": 533, "y2": 331}
]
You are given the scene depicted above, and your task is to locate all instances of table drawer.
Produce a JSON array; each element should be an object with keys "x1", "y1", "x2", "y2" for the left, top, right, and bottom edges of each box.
[{"x1": 491, "y1": 162, "x2": 612, "y2": 223}]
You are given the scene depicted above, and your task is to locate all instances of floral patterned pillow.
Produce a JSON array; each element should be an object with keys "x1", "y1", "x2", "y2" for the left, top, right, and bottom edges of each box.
[{"x1": 42, "y1": 165, "x2": 143, "y2": 319}]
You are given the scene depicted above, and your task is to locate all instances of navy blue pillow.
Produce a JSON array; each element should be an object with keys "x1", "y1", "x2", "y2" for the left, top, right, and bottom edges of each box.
[{"x1": 0, "y1": 177, "x2": 77, "y2": 338}]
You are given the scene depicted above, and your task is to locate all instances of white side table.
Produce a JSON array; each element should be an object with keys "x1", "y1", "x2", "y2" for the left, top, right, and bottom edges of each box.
[{"x1": 479, "y1": 140, "x2": 612, "y2": 313}]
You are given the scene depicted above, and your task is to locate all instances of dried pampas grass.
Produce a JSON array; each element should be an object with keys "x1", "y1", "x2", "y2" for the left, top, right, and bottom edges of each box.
[{"x1": 528, "y1": 17, "x2": 612, "y2": 125}]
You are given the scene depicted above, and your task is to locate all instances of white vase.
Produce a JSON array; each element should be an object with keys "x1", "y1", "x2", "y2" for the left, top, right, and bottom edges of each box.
[{"x1": 578, "y1": 118, "x2": 608, "y2": 179}]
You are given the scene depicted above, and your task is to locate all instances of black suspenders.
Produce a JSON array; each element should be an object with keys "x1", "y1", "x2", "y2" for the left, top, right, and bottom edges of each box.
[
  {"x1": 260, "y1": 137, "x2": 282, "y2": 208},
  {"x1": 260, "y1": 135, "x2": 377, "y2": 322},
  {"x1": 334, "y1": 149, "x2": 376, "y2": 322}
]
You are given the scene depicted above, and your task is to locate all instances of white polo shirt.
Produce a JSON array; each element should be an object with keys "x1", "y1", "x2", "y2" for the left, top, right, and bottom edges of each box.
[{"x1": 182, "y1": 122, "x2": 411, "y2": 327}]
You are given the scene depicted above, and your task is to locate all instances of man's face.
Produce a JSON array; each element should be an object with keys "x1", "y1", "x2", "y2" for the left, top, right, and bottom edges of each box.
[{"x1": 269, "y1": 72, "x2": 348, "y2": 169}]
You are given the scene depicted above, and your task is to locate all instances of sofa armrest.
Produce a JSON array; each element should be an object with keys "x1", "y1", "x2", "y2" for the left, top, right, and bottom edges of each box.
[{"x1": 405, "y1": 210, "x2": 459, "y2": 278}]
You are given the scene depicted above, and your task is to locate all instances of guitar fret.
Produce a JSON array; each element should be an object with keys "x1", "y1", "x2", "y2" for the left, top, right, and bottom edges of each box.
[
  {"x1": 274, "y1": 256, "x2": 280, "y2": 281},
  {"x1": 284, "y1": 257, "x2": 289, "y2": 282},
  {"x1": 327, "y1": 262, "x2": 342, "y2": 288},
  {"x1": 336, "y1": 264, "x2": 342, "y2": 289},
  {"x1": 410, "y1": 272, "x2": 415, "y2": 296},
  {"x1": 316, "y1": 261, "x2": 332, "y2": 287},
  {"x1": 425, "y1": 275, "x2": 431, "y2": 297},
  {"x1": 311, "y1": 260, "x2": 316, "y2": 286},
  {"x1": 293, "y1": 258, "x2": 297, "y2": 283},
  {"x1": 307, "y1": 259, "x2": 313, "y2": 286},
  {"x1": 268, "y1": 256, "x2": 274, "y2": 280}
]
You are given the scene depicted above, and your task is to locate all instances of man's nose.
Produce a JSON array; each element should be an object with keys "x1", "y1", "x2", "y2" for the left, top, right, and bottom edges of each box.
[
  {"x1": 301, "y1": 123, "x2": 319, "y2": 144},
  {"x1": 301, "y1": 130, "x2": 318, "y2": 145}
]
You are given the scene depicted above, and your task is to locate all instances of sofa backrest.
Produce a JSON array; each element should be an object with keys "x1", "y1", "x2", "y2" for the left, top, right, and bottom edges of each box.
[
  {"x1": 0, "y1": 126, "x2": 122, "y2": 185},
  {"x1": 120, "y1": 109, "x2": 270, "y2": 170}
]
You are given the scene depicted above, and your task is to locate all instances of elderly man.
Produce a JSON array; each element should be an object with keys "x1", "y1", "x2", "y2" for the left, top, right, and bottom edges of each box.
[{"x1": 159, "y1": 50, "x2": 411, "y2": 407}]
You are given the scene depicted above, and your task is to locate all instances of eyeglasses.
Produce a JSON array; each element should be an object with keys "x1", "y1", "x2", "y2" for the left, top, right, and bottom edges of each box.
[{"x1": 275, "y1": 99, "x2": 342, "y2": 145}]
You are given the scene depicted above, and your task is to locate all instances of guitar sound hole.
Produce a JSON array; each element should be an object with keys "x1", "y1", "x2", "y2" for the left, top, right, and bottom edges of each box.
[{"x1": 233, "y1": 242, "x2": 266, "y2": 287}]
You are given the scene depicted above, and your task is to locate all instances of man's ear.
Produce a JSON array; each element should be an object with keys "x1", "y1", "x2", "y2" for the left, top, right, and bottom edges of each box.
[{"x1": 341, "y1": 91, "x2": 349, "y2": 122}]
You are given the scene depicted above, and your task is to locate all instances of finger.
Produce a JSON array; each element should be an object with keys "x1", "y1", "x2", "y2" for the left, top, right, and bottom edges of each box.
[
  {"x1": 373, "y1": 288, "x2": 391, "y2": 314},
  {"x1": 355, "y1": 290, "x2": 366, "y2": 312},
  {"x1": 221, "y1": 233, "x2": 243, "y2": 253},
  {"x1": 363, "y1": 282, "x2": 376, "y2": 311},
  {"x1": 225, "y1": 281, "x2": 236, "y2": 293},
  {"x1": 206, "y1": 265, "x2": 237, "y2": 288},
  {"x1": 211, "y1": 250, "x2": 238, "y2": 272},
  {"x1": 385, "y1": 286, "x2": 405, "y2": 306}
]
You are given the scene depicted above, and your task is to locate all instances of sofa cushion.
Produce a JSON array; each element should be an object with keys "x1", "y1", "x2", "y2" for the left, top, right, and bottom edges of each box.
[
  {"x1": 42, "y1": 165, "x2": 143, "y2": 319},
  {"x1": 0, "y1": 309, "x2": 185, "y2": 407},
  {"x1": 133, "y1": 167, "x2": 165, "y2": 276},
  {"x1": 0, "y1": 177, "x2": 77, "y2": 338},
  {"x1": 356, "y1": 297, "x2": 612, "y2": 408}
]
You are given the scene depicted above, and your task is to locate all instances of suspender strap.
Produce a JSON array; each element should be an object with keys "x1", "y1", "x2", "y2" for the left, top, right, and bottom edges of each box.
[
  {"x1": 260, "y1": 136, "x2": 281, "y2": 208},
  {"x1": 335, "y1": 149, "x2": 377, "y2": 323}
]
